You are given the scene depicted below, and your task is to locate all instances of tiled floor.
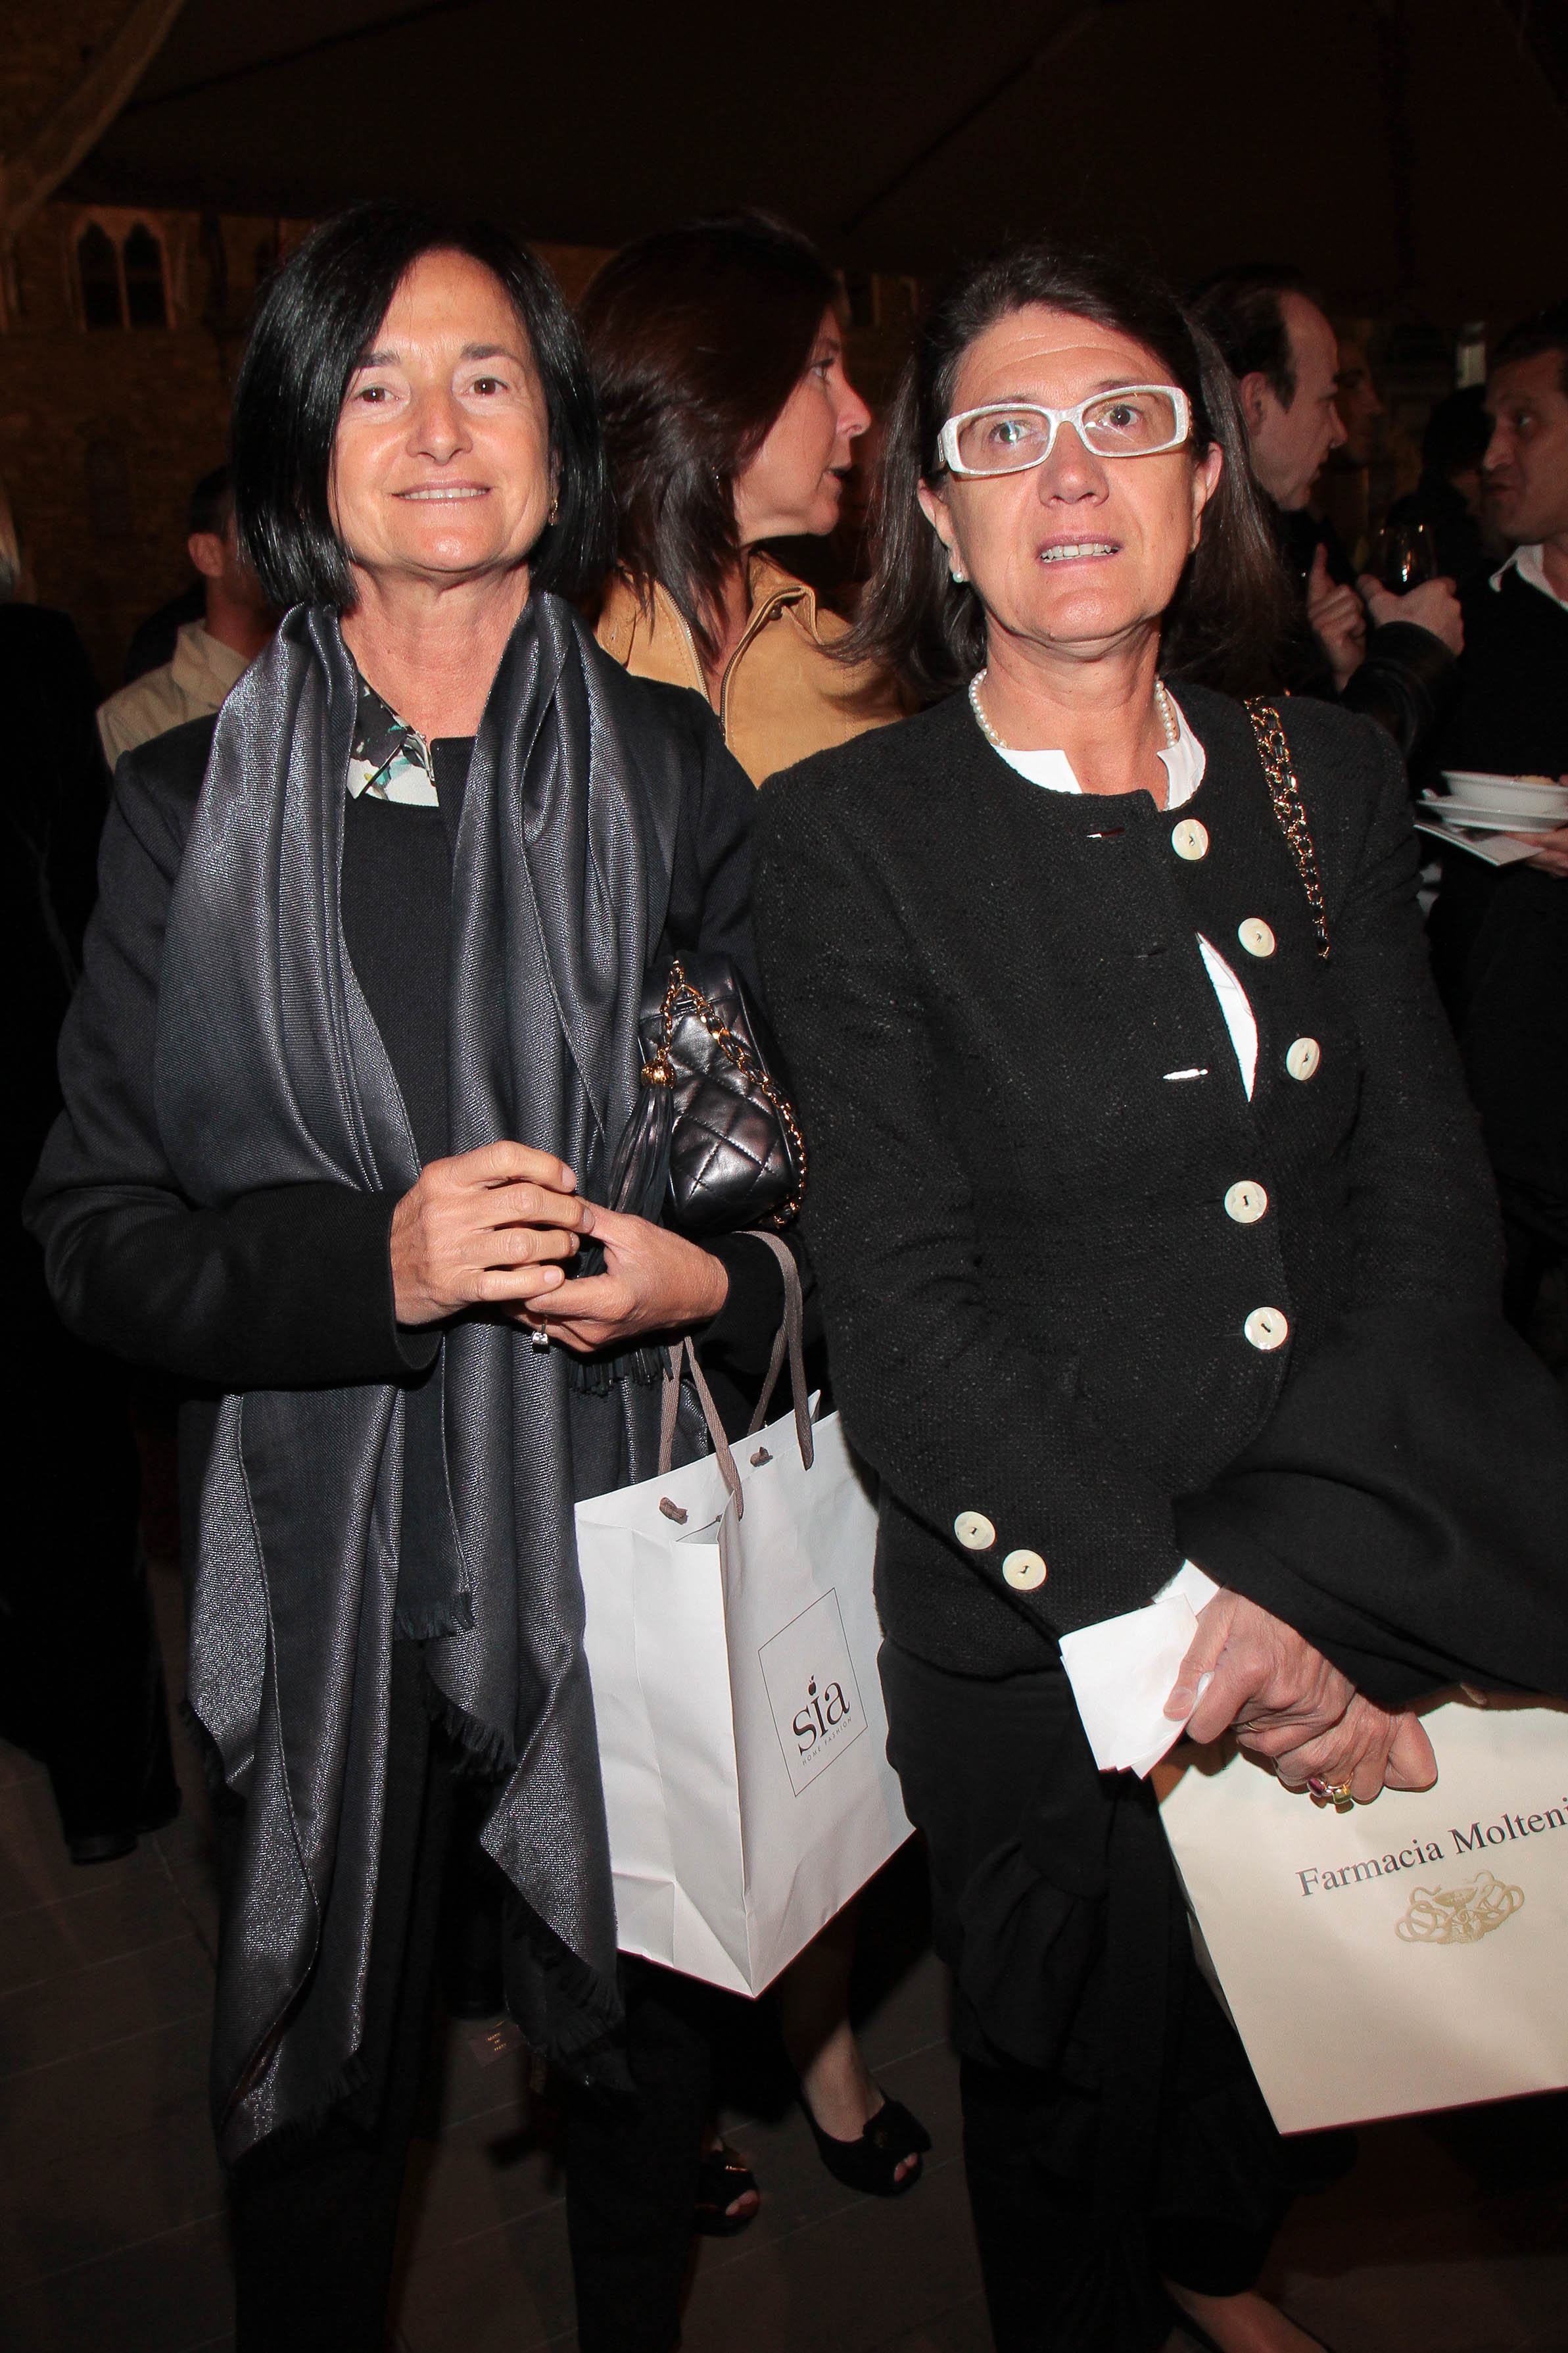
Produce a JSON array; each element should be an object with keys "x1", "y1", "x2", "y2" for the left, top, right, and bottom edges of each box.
[{"x1": 3, "y1": 1561, "x2": 1567, "y2": 2353}]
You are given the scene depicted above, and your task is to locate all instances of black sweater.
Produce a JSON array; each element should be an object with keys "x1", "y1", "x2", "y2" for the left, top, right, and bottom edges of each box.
[
  {"x1": 1442, "y1": 562, "x2": 1568, "y2": 779},
  {"x1": 753, "y1": 685, "x2": 1509, "y2": 1689}
]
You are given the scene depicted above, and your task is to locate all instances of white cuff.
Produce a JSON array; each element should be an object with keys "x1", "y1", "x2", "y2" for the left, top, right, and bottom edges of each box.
[{"x1": 1057, "y1": 1561, "x2": 1220, "y2": 1778}]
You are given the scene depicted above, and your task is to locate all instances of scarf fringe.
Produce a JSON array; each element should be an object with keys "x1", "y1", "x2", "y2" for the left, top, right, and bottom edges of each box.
[
  {"x1": 419, "y1": 1668, "x2": 517, "y2": 1780},
  {"x1": 394, "y1": 1595, "x2": 475, "y2": 1643}
]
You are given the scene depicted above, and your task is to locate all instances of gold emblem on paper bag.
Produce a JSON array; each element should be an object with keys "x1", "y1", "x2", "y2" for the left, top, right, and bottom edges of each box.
[{"x1": 1396, "y1": 1870, "x2": 1524, "y2": 1945}]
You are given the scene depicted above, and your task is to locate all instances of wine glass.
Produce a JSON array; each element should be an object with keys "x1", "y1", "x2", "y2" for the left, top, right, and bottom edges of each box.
[{"x1": 1374, "y1": 521, "x2": 1438, "y2": 593}]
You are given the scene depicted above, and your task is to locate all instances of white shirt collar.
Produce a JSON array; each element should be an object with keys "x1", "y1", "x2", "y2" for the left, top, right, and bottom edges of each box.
[
  {"x1": 1490, "y1": 543, "x2": 1568, "y2": 614},
  {"x1": 984, "y1": 685, "x2": 1207, "y2": 806}
]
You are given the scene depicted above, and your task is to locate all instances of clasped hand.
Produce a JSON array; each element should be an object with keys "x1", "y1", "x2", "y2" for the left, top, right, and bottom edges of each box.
[
  {"x1": 389, "y1": 1142, "x2": 726, "y2": 1346},
  {"x1": 1164, "y1": 1587, "x2": 1437, "y2": 1804}
]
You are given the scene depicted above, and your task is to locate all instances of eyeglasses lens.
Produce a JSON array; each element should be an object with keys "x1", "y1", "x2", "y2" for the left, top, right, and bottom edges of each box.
[{"x1": 956, "y1": 389, "x2": 1183, "y2": 473}]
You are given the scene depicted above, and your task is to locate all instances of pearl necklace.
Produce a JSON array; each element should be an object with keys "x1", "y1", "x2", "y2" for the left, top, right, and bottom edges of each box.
[{"x1": 968, "y1": 669, "x2": 1180, "y2": 756}]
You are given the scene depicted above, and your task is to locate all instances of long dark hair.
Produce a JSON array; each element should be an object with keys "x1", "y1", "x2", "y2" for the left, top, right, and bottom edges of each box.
[
  {"x1": 232, "y1": 201, "x2": 614, "y2": 612},
  {"x1": 578, "y1": 216, "x2": 838, "y2": 669},
  {"x1": 850, "y1": 244, "x2": 1294, "y2": 702}
]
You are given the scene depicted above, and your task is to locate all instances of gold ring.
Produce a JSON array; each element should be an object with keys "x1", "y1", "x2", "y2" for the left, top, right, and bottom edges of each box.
[{"x1": 1321, "y1": 1778, "x2": 1354, "y2": 1804}]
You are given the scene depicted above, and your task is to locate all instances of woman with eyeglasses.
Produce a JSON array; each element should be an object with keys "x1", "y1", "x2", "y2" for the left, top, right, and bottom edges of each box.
[
  {"x1": 581, "y1": 214, "x2": 926, "y2": 2227},
  {"x1": 751, "y1": 245, "x2": 1568, "y2": 2352}
]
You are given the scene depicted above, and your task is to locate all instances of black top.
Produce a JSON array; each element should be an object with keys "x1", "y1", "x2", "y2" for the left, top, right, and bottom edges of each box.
[
  {"x1": 339, "y1": 738, "x2": 471, "y2": 1167},
  {"x1": 753, "y1": 684, "x2": 1509, "y2": 1690},
  {"x1": 339, "y1": 737, "x2": 469, "y2": 1630}
]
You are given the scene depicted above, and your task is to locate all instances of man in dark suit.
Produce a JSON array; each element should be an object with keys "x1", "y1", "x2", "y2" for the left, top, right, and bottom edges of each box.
[
  {"x1": 1431, "y1": 302, "x2": 1568, "y2": 1341},
  {"x1": 1191, "y1": 265, "x2": 1462, "y2": 766}
]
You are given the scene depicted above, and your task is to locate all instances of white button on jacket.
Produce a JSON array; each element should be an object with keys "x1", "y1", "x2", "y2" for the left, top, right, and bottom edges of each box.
[
  {"x1": 1003, "y1": 1549, "x2": 1048, "y2": 1591},
  {"x1": 1243, "y1": 1306, "x2": 1289, "y2": 1350},
  {"x1": 1237, "y1": 917, "x2": 1276, "y2": 958},
  {"x1": 954, "y1": 1511, "x2": 996, "y2": 1551},
  {"x1": 1171, "y1": 817, "x2": 1208, "y2": 861},
  {"x1": 1286, "y1": 1036, "x2": 1321, "y2": 1080},
  {"x1": 1224, "y1": 1180, "x2": 1268, "y2": 1224}
]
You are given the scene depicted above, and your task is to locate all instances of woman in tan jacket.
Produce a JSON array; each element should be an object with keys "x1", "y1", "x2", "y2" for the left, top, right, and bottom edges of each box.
[
  {"x1": 581, "y1": 215, "x2": 922, "y2": 2225},
  {"x1": 584, "y1": 216, "x2": 899, "y2": 785}
]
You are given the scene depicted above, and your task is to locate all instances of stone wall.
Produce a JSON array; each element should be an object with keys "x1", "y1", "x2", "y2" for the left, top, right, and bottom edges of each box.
[{"x1": 2, "y1": 205, "x2": 300, "y2": 685}]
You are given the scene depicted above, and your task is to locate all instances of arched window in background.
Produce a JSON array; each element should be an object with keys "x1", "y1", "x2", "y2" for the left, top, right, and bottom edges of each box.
[
  {"x1": 78, "y1": 224, "x2": 124, "y2": 329},
  {"x1": 122, "y1": 224, "x2": 168, "y2": 328}
]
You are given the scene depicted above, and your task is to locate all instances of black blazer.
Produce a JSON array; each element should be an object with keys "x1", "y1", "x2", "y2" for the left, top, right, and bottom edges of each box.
[{"x1": 755, "y1": 683, "x2": 1568, "y2": 1707}]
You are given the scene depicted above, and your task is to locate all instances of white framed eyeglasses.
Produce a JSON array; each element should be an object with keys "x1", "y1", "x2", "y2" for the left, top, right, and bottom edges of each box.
[{"x1": 936, "y1": 385, "x2": 1191, "y2": 477}]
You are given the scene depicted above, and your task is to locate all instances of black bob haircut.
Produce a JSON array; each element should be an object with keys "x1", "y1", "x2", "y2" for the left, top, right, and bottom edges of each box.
[
  {"x1": 847, "y1": 243, "x2": 1296, "y2": 704},
  {"x1": 231, "y1": 201, "x2": 614, "y2": 612}
]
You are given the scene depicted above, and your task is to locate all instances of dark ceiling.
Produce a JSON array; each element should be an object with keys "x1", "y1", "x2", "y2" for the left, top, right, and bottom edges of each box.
[{"x1": 63, "y1": 0, "x2": 1568, "y2": 320}]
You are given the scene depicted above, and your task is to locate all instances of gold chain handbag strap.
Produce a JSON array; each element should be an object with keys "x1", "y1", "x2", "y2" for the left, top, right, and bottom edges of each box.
[
  {"x1": 1243, "y1": 696, "x2": 1331, "y2": 959},
  {"x1": 646, "y1": 959, "x2": 808, "y2": 1225}
]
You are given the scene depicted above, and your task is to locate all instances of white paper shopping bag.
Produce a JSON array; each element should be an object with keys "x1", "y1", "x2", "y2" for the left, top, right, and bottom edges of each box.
[
  {"x1": 1158, "y1": 1695, "x2": 1568, "y2": 2131},
  {"x1": 574, "y1": 1244, "x2": 911, "y2": 1996}
]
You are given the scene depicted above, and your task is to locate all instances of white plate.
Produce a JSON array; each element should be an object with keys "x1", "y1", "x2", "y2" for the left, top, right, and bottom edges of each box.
[
  {"x1": 1438, "y1": 771, "x2": 1568, "y2": 817},
  {"x1": 1420, "y1": 797, "x2": 1568, "y2": 832},
  {"x1": 1420, "y1": 813, "x2": 1560, "y2": 837}
]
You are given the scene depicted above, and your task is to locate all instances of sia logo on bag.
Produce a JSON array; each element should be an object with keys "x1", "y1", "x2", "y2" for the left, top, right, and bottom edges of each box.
[
  {"x1": 758, "y1": 1590, "x2": 867, "y2": 1797},
  {"x1": 1395, "y1": 1870, "x2": 1525, "y2": 1945}
]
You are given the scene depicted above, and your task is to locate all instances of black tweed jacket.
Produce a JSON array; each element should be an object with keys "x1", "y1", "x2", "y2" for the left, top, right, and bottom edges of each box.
[{"x1": 755, "y1": 683, "x2": 1568, "y2": 1707}]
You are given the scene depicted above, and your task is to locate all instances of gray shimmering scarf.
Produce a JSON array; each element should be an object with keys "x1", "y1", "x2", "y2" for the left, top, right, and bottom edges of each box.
[{"x1": 153, "y1": 596, "x2": 672, "y2": 2162}]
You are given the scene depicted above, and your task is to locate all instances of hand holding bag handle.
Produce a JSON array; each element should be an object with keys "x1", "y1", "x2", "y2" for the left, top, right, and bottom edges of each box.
[{"x1": 657, "y1": 1234, "x2": 813, "y2": 1518}]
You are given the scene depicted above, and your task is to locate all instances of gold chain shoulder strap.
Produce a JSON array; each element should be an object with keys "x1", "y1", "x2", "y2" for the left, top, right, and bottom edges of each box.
[{"x1": 1243, "y1": 696, "x2": 1331, "y2": 959}]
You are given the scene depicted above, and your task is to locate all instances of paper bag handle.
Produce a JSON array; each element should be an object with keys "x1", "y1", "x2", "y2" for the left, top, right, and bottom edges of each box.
[
  {"x1": 740, "y1": 1231, "x2": 813, "y2": 1470},
  {"x1": 659, "y1": 1335, "x2": 744, "y2": 1513},
  {"x1": 655, "y1": 1233, "x2": 814, "y2": 1514}
]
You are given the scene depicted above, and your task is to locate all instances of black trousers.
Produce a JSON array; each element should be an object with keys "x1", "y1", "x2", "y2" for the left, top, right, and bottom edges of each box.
[
  {"x1": 880, "y1": 1642, "x2": 1287, "y2": 2353},
  {"x1": 229, "y1": 1644, "x2": 707, "y2": 2353}
]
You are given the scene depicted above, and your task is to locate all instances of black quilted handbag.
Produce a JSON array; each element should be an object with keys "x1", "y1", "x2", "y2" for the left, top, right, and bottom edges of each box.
[{"x1": 606, "y1": 954, "x2": 806, "y2": 1236}]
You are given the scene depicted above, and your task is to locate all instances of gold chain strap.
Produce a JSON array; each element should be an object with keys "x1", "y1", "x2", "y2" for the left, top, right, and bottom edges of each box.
[
  {"x1": 1243, "y1": 697, "x2": 1331, "y2": 959},
  {"x1": 644, "y1": 959, "x2": 807, "y2": 1225}
]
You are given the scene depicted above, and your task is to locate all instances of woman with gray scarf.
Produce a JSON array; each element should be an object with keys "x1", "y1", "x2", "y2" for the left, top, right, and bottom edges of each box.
[{"x1": 27, "y1": 204, "x2": 784, "y2": 2353}]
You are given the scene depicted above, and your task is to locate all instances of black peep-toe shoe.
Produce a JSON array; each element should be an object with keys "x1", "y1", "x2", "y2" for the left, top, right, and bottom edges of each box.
[
  {"x1": 801, "y1": 2089, "x2": 931, "y2": 2196},
  {"x1": 693, "y1": 2142, "x2": 760, "y2": 2237}
]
